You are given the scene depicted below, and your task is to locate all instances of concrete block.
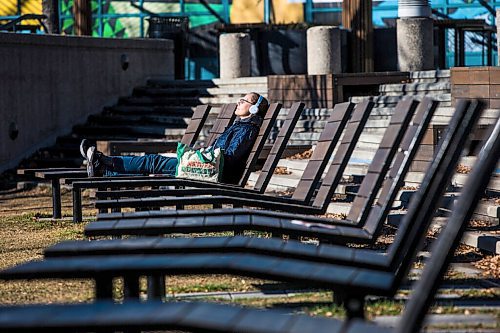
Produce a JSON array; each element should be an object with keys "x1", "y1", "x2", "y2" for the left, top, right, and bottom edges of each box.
[
  {"x1": 397, "y1": 17, "x2": 434, "y2": 71},
  {"x1": 307, "y1": 26, "x2": 341, "y2": 75},
  {"x1": 219, "y1": 33, "x2": 251, "y2": 79}
]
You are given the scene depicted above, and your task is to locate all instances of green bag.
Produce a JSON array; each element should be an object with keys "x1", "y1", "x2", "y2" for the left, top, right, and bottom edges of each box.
[{"x1": 175, "y1": 143, "x2": 224, "y2": 182}]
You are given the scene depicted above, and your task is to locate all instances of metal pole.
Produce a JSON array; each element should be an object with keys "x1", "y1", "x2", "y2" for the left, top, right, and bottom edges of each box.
[
  {"x1": 51, "y1": 179, "x2": 62, "y2": 219},
  {"x1": 223, "y1": 0, "x2": 230, "y2": 24},
  {"x1": 98, "y1": 0, "x2": 103, "y2": 36},
  {"x1": 264, "y1": 0, "x2": 270, "y2": 24},
  {"x1": 305, "y1": 0, "x2": 313, "y2": 23},
  {"x1": 140, "y1": 0, "x2": 145, "y2": 37}
]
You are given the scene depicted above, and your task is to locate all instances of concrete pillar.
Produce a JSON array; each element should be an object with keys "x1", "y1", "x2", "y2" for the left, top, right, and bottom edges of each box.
[
  {"x1": 497, "y1": 9, "x2": 500, "y2": 66},
  {"x1": 307, "y1": 26, "x2": 341, "y2": 75},
  {"x1": 398, "y1": 0, "x2": 431, "y2": 18},
  {"x1": 397, "y1": 17, "x2": 434, "y2": 71},
  {"x1": 219, "y1": 33, "x2": 251, "y2": 79},
  {"x1": 397, "y1": 0, "x2": 433, "y2": 71}
]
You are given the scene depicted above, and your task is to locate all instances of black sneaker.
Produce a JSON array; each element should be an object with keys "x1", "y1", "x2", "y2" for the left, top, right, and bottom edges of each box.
[{"x1": 80, "y1": 139, "x2": 95, "y2": 160}]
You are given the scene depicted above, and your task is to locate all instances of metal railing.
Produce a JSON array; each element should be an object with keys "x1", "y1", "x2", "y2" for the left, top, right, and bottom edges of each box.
[
  {"x1": 0, "y1": 14, "x2": 47, "y2": 33},
  {"x1": 56, "y1": 0, "x2": 230, "y2": 37}
]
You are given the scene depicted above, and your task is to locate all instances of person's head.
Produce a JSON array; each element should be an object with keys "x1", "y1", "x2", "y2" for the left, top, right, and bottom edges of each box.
[{"x1": 235, "y1": 92, "x2": 269, "y2": 119}]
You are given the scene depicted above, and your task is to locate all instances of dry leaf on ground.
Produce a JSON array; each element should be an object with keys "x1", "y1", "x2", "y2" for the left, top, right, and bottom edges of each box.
[
  {"x1": 287, "y1": 149, "x2": 313, "y2": 160},
  {"x1": 473, "y1": 255, "x2": 500, "y2": 278},
  {"x1": 273, "y1": 167, "x2": 292, "y2": 175},
  {"x1": 456, "y1": 164, "x2": 472, "y2": 174}
]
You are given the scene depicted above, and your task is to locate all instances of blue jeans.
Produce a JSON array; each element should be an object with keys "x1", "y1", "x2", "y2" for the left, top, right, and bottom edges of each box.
[{"x1": 104, "y1": 154, "x2": 178, "y2": 177}]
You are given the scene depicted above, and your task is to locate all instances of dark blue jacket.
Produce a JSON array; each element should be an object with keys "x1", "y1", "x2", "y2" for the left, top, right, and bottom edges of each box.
[{"x1": 213, "y1": 115, "x2": 262, "y2": 184}]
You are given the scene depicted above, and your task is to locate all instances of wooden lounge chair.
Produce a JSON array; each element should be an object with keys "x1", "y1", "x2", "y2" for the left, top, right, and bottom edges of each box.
[
  {"x1": 2, "y1": 101, "x2": 488, "y2": 320},
  {"x1": 1, "y1": 122, "x2": 497, "y2": 332},
  {"x1": 92, "y1": 99, "x2": 419, "y2": 218},
  {"x1": 67, "y1": 102, "x2": 286, "y2": 221}
]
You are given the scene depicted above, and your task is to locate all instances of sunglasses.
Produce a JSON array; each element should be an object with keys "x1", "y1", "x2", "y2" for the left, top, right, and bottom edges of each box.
[{"x1": 238, "y1": 98, "x2": 254, "y2": 105}]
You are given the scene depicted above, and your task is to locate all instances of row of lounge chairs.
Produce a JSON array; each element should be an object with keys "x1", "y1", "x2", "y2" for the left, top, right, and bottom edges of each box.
[{"x1": 3, "y1": 97, "x2": 499, "y2": 332}]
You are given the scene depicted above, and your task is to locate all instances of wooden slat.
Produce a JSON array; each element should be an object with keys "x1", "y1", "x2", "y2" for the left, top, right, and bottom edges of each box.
[
  {"x1": 253, "y1": 102, "x2": 305, "y2": 192},
  {"x1": 180, "y1": 104, "x2": 212, "y2": 145},
  {"x1": 205, "y1": 103, "x2": 237, "y2": 146},
  {"x1": 311, "y1": 100, "x2": 373, "y2": 207},
  {"x1": 291, "y1": 102, "x2": 355, "y2": 203},
  {"x1": 342, "y1": 0, "x2": 373, "y2": 72},
  {"x1": 238, "y1": 103, "x2": 282, "y2": 186},
  {"x1": 364, "y1": 98, "x2": 438, "y2": 235},
  {"x1": 345, "y1": 99, "x2": 418, "y2": 224}
]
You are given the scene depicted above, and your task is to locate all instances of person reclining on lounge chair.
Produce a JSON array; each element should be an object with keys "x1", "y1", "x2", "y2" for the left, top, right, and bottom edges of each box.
[{"x1": 80, "y1": 93, "x2": 269, "y2": 184}]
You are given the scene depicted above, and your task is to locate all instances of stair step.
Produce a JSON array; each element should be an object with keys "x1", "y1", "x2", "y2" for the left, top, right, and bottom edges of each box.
[
  {"x1": 461, "y1": 231, "x2": 500, "y2": 254},
  {"x1": 404, "y1": 172, "x2": 500, "y2": 194},
  {"x1": 133, "y1": 87, "x2": 209, "y2": 97},
  {"x1": 119, "y1": 95, "x2": 269, "y2": 107},
  {"x1": 37, "y1": 146, "x2": 81, "y2": 157},
  {"x1": 118, "y1": 96, "x2": 203, "y2": 106},
  {"x1": 26, "y1": 157, "x2": 83, "y2": 168},
  {"x1": 104, "y1": 105, "x2": 195, "y2": 117},
  {"x1": 87, "y1": 114, "x2": 189, "y2": 127},
  {"x1": 379, "y1": 82, "x2": 451, "y2": 93},
  {"x1": 134, "y1": 86, "x2": 267, "y2": 98},
  {"x1": 410, "y1": 69, "x2": 451, "y2": 80},
  {"x1": 72, "y1": 124, "x2": 181, "y2": 138},
  {"x1": 147, "y1": 78, "x2": 216, "y2": 88},
  {"x1": 147, "y1": 76, "x2": 268, "y2": 88}
]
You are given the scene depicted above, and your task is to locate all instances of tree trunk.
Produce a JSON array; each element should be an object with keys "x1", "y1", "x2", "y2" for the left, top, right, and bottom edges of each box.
[
  {"x1": 73, "y1": 0, "x2": 92, "y2": 36},
  {"x1": 342, "y1": 0, "x2": 373, "y2": 73},
  {"x1": 42, "y1": 0, "x2": 60, "y2": 34}
]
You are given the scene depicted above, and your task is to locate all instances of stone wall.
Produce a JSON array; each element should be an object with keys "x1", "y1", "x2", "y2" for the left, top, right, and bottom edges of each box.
[
  {"x1": 451, "y1": 66, "x2": 500, "y2": 109},
  {"x1": 0, "y1": 33, "x2": 174, "y2": 172}
]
